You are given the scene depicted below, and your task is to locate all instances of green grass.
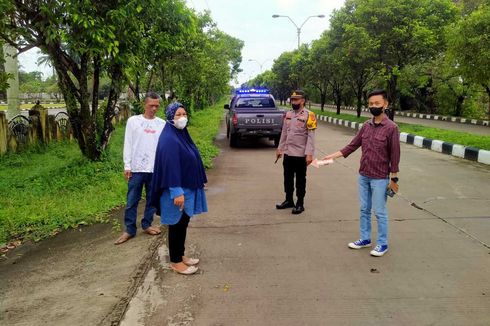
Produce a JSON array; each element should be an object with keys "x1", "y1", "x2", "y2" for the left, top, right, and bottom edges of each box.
[
  {"x1": 0, "y1": 101, "x2": 224, "y2": 245},
  {"x1": 0, "y1": 103, "x2": 66, "y2": 110},
  {"x1": 187, "y1": 102, "x2": 225, "y2": 168},
  {"x1": 313, "y1": 109, "x2": 490, "y2": 151}
]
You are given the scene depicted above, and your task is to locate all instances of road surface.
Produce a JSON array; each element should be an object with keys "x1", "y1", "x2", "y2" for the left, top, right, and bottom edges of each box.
[
  {"x1": 121, "y1": 121, "x2": 490, "y2": 326},
  {"x1": 316, "y1": 105, "x2": 490, "y2": 136}
]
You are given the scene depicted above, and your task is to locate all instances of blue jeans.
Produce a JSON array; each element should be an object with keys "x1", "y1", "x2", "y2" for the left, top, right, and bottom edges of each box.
[
  {"x1": 124, "y1": 172, "x2": 156, "y2": 236},
  {"x1": 358, "y1": 175, "x2": 389, "y2": 246}
]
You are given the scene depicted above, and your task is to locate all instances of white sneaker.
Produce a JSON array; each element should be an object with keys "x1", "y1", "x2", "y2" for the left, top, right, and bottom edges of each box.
[
  {"x1": 348, "y1": 239, "x2": 372, "y2": 249},
  {"x1": 370, "y1": 245, "x2": 389, "y2": 257}
]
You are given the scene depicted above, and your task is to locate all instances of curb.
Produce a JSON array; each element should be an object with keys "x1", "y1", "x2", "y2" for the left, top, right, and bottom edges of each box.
[
  {"x1": 315, "y1": 114, "x2": 490, "y2": 166},
  {"x1": 319, "y1": 104, "x2": 490, "y2": 127}
]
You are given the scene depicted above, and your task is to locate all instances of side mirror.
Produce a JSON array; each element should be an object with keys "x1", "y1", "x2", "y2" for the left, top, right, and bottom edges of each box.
[{"x1": 224, "y1": 104, "x2": 230, "y2": 110}]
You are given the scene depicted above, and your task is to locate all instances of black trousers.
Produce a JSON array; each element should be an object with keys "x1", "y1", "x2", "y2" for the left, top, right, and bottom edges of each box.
[
  {"x1": 168, "y1": 212, "x2": 190, "y2": 263},
  {"x1": 283, "y1": 154, "x2": 307, "y2": 205}
]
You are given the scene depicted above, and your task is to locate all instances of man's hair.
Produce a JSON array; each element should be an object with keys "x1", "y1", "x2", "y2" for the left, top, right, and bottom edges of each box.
[
  {"x1": 144, "y1": 91, "x2": 161, "y2": 102},
  {"x1": 367, "y1": 89, "x2": 388, "y2": 100}
]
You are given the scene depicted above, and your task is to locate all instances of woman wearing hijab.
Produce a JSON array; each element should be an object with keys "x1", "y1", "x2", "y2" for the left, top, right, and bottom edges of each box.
[{"x1": 151, "y1": 102, "x2": 208, "y2": 275}]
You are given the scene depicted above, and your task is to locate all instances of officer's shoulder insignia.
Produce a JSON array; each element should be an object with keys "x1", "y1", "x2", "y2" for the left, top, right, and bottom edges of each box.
[{"x1": 307, "y1": 111, "x2": 317, "y2": 130}]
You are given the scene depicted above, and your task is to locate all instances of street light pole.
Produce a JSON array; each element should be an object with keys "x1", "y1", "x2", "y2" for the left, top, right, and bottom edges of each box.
[
  {"x1": 272, "y1": 14, "x2": 325, "y2": 49},
  {"x1": 248, "y1": 58, "x2": 271, "y2": 73}
]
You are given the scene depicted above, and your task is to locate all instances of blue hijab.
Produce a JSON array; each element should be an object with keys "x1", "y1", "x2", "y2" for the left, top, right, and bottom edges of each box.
[{"x1": 150, "y1": 103, "x2": 207, "y2": 214}]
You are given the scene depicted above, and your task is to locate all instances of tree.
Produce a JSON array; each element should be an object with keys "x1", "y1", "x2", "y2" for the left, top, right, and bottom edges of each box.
[
  {"x1": 0, "y1": 1, "x2": 158, "y2": 160},
  {"x1": 351, "y1": 0, "x2": 458, "y2": 115},
  {"x1": 308, "y1": 36, "x2": 331, "y2": 111},
  {"x1": 271, "y1": 52, "x2": 296, "y2": 104},
  {"x1": 446, "y1": 4, "x2": 490, "y2": 117}
]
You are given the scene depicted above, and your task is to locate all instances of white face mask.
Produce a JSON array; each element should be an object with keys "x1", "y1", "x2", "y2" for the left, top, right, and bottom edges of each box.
[{"x1": 173, "y1": 117, "x2": 188, "y2": 129}]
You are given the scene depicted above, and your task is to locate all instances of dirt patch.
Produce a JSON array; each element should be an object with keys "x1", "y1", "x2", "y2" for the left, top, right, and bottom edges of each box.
[{"x1": 0, "y1": 206, "x2": 162, "y2": 326}]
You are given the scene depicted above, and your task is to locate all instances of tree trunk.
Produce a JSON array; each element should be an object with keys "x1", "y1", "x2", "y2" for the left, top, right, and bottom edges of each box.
[
  {"x1": 91, "y1": 55, "x2": 100, "y2": 119},
  {"x1": 455, "y1": 95, "x2": 465, "y2": 117},
  {"x1": 320, "y1": 91, "x2": 326, "y2": 112},
  {"x1": 100, "y1": 64, "x2": 123, "y2": 151},
  {"x1": 135, "y1": 72, "x2": 140, "y2": 102},
  {"x1": 334, "y1": 88, "x2": 342, "y2": 115},
  {"x1": 386, "y1": 72, "x2": 398, "y2": 121},
  {"x1": 484, "y1": 85, "x2": 490, "y2": 119},
  {"x1": 146, "y1": 68, "x2": 154, "y2": 94},
  {"x1": 356, "y1": 84, "x2": 363, "y2": 118}
]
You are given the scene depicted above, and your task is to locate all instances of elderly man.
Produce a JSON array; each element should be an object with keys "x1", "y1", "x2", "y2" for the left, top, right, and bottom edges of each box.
[{"x1": 115, "y1": 92, "x2": 166, "y2": 245}]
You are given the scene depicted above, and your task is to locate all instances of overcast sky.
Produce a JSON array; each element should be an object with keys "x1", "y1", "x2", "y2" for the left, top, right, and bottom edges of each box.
[{"x1": 19, "y1": 0, "x2": 346, "y2": 86}]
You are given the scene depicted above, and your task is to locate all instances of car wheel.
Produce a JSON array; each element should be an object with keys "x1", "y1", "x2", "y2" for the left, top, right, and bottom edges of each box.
[{"x1": 230, "y1": 133, "x2": 239, "y2": 147}]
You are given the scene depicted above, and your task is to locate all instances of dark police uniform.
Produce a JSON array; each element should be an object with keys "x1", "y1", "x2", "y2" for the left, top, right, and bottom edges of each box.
[{"x1": 276, "y1": 90, "x2": 317, "y2": 214}]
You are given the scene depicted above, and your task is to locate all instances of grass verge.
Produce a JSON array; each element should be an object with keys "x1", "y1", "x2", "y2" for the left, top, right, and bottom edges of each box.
[
  {"x1": 0, "y1": 101, "x2": 225, "y2": 245},
  {"x1": 313, "y1": 109, "x2": 490, "y2": 151}
]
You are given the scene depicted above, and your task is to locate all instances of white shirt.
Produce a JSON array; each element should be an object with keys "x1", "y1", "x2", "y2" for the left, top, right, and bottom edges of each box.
[{"x1": 123, "y1": 115, "x2": 165, "y2": 172}]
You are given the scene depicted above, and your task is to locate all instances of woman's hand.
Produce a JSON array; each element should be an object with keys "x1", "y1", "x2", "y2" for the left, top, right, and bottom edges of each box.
[{"x1": 174, "y1": 195, "x2": 185, "y2": 211}]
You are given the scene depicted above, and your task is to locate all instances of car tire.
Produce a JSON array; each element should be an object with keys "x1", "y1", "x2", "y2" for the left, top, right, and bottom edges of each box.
[{"x1": 230, "y1": 133, "x2": 239, "y2": 147}]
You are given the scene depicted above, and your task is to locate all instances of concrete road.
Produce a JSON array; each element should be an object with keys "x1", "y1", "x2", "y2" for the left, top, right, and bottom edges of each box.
[
  {"x1": 317, "y1": 105, "x2": 490, "y2": 136},
  {"x1": 121, "y1": 122, "x2": 490, "y2": 326}
]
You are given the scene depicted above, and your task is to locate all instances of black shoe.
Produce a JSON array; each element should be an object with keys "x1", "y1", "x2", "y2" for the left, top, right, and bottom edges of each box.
[
  {"x1": 276, "y1": 200, "x2": 295, "y2": 209},
  {"x1": 292, "y1": 205, "x2": 305, "y2": 214}
]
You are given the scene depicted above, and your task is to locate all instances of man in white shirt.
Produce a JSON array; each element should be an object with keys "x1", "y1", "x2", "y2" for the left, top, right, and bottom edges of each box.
[{"x1": 115, "y1": 92, "x2": 166, "y2": 245}]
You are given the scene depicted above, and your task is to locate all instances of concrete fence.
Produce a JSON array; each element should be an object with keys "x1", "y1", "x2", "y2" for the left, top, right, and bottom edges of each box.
[{"x1": 0, "y1": 103, "x2": 131, "y2": 155}]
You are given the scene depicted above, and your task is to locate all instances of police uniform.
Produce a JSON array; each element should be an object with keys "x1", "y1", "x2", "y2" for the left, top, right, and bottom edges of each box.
[{"x1": 276, "y1": 90, "x2": 317, "y2": 214}]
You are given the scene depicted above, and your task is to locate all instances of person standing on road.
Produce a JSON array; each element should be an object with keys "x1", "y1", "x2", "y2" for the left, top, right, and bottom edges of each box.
[
  {"x1": 115, "y1": 92, "x2": 166, "y2": 245},
  {"x1": 150, "y1": 102, "x2": 208, "y2": 275},
  {"x1": 323, "y1": 89, "x2": 400, "y2": 257},
  {"x1": 276, "y1": 90, "x2": 317, "y2": 215}
]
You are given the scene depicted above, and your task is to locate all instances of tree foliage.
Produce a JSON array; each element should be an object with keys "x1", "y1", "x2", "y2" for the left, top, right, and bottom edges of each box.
[
  {"x1": 0, "y1": 0, "x2": 243, "y2": 160},
  {"x1": 245, "y1": 0, "x2": 488, "y2": 119}
]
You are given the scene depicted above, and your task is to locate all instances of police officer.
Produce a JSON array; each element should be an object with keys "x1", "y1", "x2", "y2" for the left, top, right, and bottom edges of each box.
[{"x1": 276, "y1": 90, "x2": 317, "y2": 214}]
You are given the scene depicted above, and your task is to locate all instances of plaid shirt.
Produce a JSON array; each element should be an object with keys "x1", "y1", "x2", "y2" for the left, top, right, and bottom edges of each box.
[{"x1": 340, "y1": 116, "x2": 400, "y2": 179}]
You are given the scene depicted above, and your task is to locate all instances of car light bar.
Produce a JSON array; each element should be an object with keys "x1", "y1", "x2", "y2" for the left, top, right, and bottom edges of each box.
[{"x1": 236, "y1": 88, "x2": 270, "y2": 94}]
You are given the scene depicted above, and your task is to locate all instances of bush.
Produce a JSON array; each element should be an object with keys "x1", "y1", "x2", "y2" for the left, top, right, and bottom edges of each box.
[{"x1": 0, "y1": 100, "x2": 225, "y2": 245}]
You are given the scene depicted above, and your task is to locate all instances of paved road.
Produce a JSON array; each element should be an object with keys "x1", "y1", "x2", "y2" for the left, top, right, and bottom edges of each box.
[
  {"x1": 315, "y1": 105, "x2": 490, "y2": 136},
  {"x1": 121, "y1": 121, "x2": 490, "y2": 325}
]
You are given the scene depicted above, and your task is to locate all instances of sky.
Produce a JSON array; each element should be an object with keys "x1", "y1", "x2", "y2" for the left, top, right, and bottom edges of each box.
[{"x1": 19, "y1": 0, "x2": 346, "y2": 85}]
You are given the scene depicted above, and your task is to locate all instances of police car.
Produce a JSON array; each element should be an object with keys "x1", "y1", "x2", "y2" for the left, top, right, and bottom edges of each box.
[{"x1": 224, "y1": 88, "x2": 284, "y2": 147}]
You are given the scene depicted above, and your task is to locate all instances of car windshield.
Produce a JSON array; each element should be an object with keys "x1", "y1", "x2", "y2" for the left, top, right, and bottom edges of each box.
[{"x1": 235, "y1": 97, "x2": 275, "y2": 108}]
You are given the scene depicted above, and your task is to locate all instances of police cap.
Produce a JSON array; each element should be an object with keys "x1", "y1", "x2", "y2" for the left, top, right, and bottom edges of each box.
[{"x1": 290, "y1": 90, "x2": 306, "y2": 99}]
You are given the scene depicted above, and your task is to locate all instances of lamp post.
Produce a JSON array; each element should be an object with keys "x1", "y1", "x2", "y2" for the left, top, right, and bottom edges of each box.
[
  {"x1": 272, "y1": 14, "x2": 325, "y2": 49},
  {"x1": 247, "y1": 58, "x2": 271, "y2": 73}
]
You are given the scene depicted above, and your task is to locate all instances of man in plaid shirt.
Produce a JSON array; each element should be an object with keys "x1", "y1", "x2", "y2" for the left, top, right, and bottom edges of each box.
[{"x1": 323, "y1": 89, "x2": 400, "y2": 257}]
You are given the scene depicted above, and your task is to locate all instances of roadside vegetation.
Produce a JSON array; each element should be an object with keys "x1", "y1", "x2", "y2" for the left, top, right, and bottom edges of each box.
[
  {"x1": 0, "y1": 101, "x2": 224, "y2": 246},
  {"x1": 314, "y1": 109, "x2": 490, "y2": 151},
  {"x1": 247, "y1": 0, "x2": 490, "y2": 120}
]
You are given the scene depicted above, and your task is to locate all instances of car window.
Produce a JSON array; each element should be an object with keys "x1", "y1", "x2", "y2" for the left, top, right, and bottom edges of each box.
[{"x1": 235, "y1": 98, "x2": 275, "y2": 108}]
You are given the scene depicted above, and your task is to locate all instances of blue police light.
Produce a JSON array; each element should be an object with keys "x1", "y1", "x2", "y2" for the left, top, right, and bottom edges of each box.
[{"x1": 236, "y1": 88, "x2": 270, "y2": 94}]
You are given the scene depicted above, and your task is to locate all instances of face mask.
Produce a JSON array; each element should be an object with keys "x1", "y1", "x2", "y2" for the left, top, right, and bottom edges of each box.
[
  {"x1": 292, "y1": 103, "x2": 301, "y2": 110},
  {"x1": 173, "y1": 117, "x2": 188, "y2": 129},
  {"x1": 369, "y1": 106, "x2": 383, "y2": 117}
]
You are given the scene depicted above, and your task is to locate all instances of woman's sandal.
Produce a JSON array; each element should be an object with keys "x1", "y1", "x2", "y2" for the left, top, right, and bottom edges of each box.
[
  {"x1": 170, "y1": 264, "x2": 199, "y2": 275},
  {"x1": 183, "y1": 257, "x2": 200, "y2": 266}
]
